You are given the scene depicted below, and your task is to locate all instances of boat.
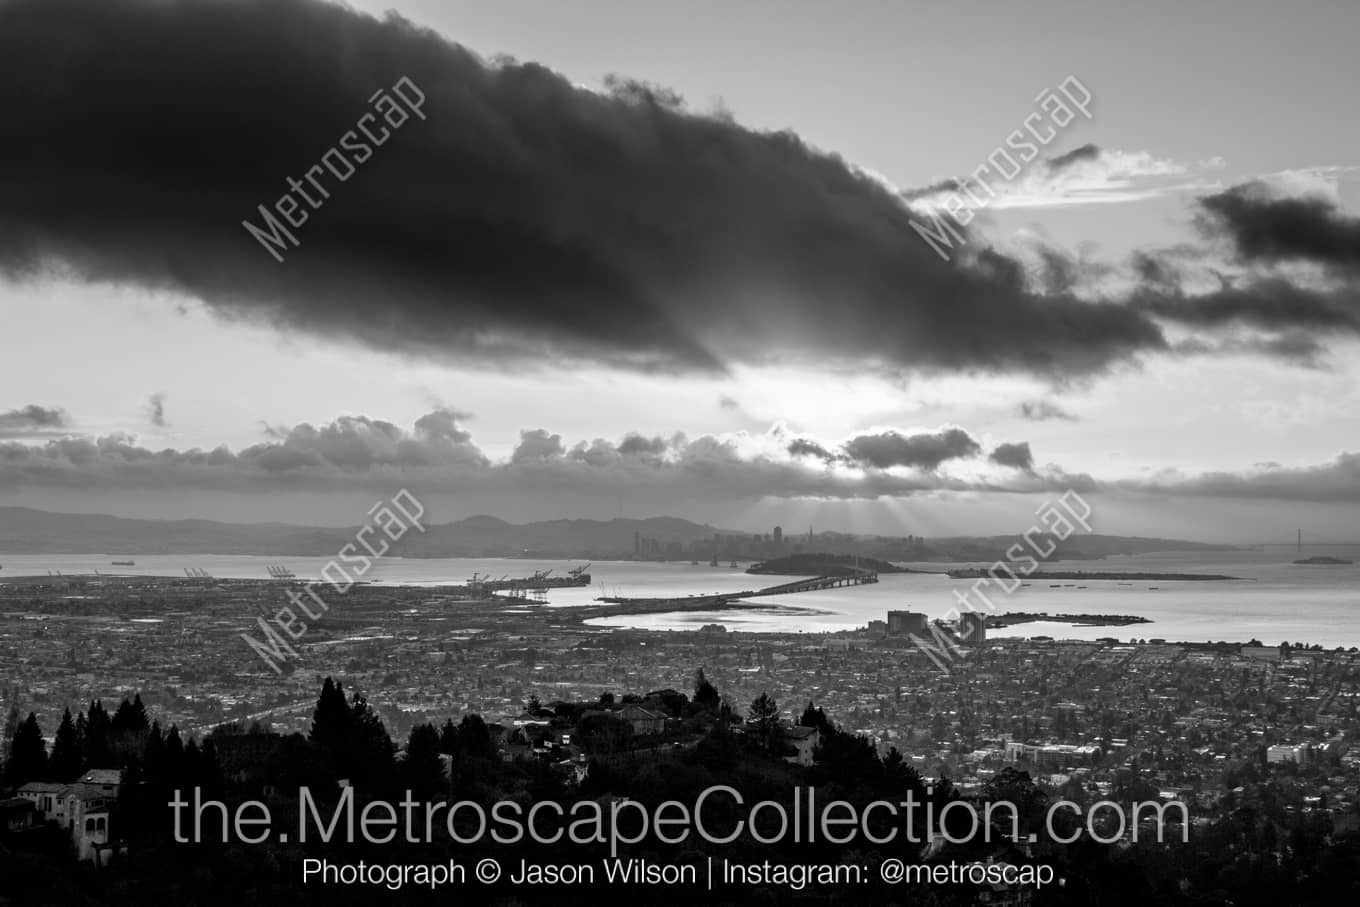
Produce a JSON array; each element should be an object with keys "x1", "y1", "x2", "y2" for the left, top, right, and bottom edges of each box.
[{"x1": 112, "y1": 560, "x2": 135, "y2": 566}]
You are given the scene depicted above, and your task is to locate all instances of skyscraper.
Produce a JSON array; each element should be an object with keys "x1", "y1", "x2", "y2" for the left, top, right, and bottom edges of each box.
[{"x1": 960, "y1": 612, "x2": 986, "y2": 647}]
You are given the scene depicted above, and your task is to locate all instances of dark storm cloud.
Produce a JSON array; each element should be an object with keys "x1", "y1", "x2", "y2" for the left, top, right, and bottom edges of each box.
[
  {"x1": 0, "y1": 0, "x2": 1174, "y2": 378},
  {"x1": 1132, "y1": 279, "x2": 1360, "y2": 336},
  {"x1": 1122, "y1": 205, "x2": 1359, "y2": 363},
  {"x1": 1199, "y1": 183, "x2": 1360, "y2": 274},
  {"x1": 1017, "y1": 401, "x2": 1078, "y2": 422},
  {"x1": 1124, "y1": 181, "x2": 1360, "y2": 354},
  {"x1": 989, "y1": 441, "x2": 1035, "y2": 471},
  {"x1": 841, "y1": 427, "x2": 981, "y2": 471}
]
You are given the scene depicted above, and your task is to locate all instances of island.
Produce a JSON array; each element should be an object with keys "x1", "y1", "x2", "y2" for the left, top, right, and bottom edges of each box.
[
  {"x1": 945, "y1": 568, "x2": 1241, "y2": 581},
  {"x1": 1294, "y1": 556, "x2": 1354, "y2": 565}
]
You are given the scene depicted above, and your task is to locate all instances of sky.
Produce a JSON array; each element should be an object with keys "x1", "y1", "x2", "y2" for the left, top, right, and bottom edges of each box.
[{"x1": 0, "y1": 0, "x2": 1357, "y2": 542}]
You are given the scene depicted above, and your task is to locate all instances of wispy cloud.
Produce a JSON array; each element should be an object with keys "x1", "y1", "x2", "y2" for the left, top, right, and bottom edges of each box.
[
  {"x1": 906, "y1": 144, "x2": 1228, "y2": 211},
  {"x1": 146, "y1": 392, "x2": 167, "y2": 428},
  {"x1": 1017, "y1": 400, "x2": 1079, "y2": 422}
]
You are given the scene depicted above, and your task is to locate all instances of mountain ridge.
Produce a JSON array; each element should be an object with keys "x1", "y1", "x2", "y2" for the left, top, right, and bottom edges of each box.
[{"x1": 0, "y1": 505, "x2": 1242, "y2": 560}]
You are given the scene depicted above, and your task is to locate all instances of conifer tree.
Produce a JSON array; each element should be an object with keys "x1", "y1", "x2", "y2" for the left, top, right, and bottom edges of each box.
[
  {"x1": 5, "y1": 713, "x2": 46, "y2": 785},
  {"x1": 50, "y1": 707, "x2": 83, "y2": 781},
  {"x1": 309, "y1": 677, "x2": 351, "y2": 754}
]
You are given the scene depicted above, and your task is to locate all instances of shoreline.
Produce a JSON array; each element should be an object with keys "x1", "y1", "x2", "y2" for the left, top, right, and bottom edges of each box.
[{"x1": 4, "y1": 571, "x2": 1351, "y2": 650}]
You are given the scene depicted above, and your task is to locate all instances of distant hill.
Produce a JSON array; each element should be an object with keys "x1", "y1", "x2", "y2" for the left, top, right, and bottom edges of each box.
[
  {"x1": 0, "y1": 506, "x2": 1240, "y2": 560},
  {"x1": 415, "y1": 515, "x2": 724, "y2": 557},
  {"x1": 0, "y1": 506, "x2": 352, "y2": 555},
  {"x1": 0, "y1": 506, "x2": 723, "y2": 557},
  {"x1": 914, "y1": 533, "x2": 1241, "y2": 562}
]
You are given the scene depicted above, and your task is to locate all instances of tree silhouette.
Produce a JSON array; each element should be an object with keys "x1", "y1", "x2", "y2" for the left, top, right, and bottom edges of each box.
[
  {"x1": 799, "y1": 701, "x2": 830, "y2": 732},
  {"x1": 402, "y1": 723, "x2": 446, "y2": 800},
  {"x1": 84, "y1": 699, "x2": 112, "y2": 766},
  {"x1": 348, "y1": 691, "x2": 394, "y2": 785},
  {"x1": 440, "y1": 714, "x2": 495, "y2": 761},
  {"x1": 50, "y1": 707, "x2": 83, "y2": 781},
  {"x1": 693, "y1": 669, "x2": 720, "y2": 710},
  {"x1": 112, "y1": 693, "x2": 149, "y2": 736},
  {"x1": 5, "y1": 712, "x2": 46, "y2": 785},
  {"x1": 749, "y1": 692, "x2": 778, "y2": 725},
  {"x1": 748, "y1": 692, "x2": 780, "y2": 751},
  {"x1": 310, "y1": 677, "x2": 351, "y2": 755}
]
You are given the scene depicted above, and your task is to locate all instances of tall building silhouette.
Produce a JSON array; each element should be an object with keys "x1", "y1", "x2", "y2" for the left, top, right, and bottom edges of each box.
[
  {"x1": 961, "y1": 612, "x2": 986, "y2": 647},
  {"x1": 887, "y1": 611, "x2": 928, "y2": 636}
]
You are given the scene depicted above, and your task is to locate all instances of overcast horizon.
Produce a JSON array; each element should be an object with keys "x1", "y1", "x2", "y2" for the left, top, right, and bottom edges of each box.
[{"x1": 2, "y1": 0, "x2": 1358, "y2": 544}]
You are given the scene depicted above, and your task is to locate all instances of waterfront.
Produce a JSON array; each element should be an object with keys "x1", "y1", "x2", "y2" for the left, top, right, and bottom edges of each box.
[{"x1": 2, "y1": 546, "x2": 1357, "y2": 647}]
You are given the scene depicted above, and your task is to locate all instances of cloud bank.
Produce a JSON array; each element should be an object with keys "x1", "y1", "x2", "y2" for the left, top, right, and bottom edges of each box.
[{"x1": 1, "y1": 406, "x2": 1355, "y2": 504}]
